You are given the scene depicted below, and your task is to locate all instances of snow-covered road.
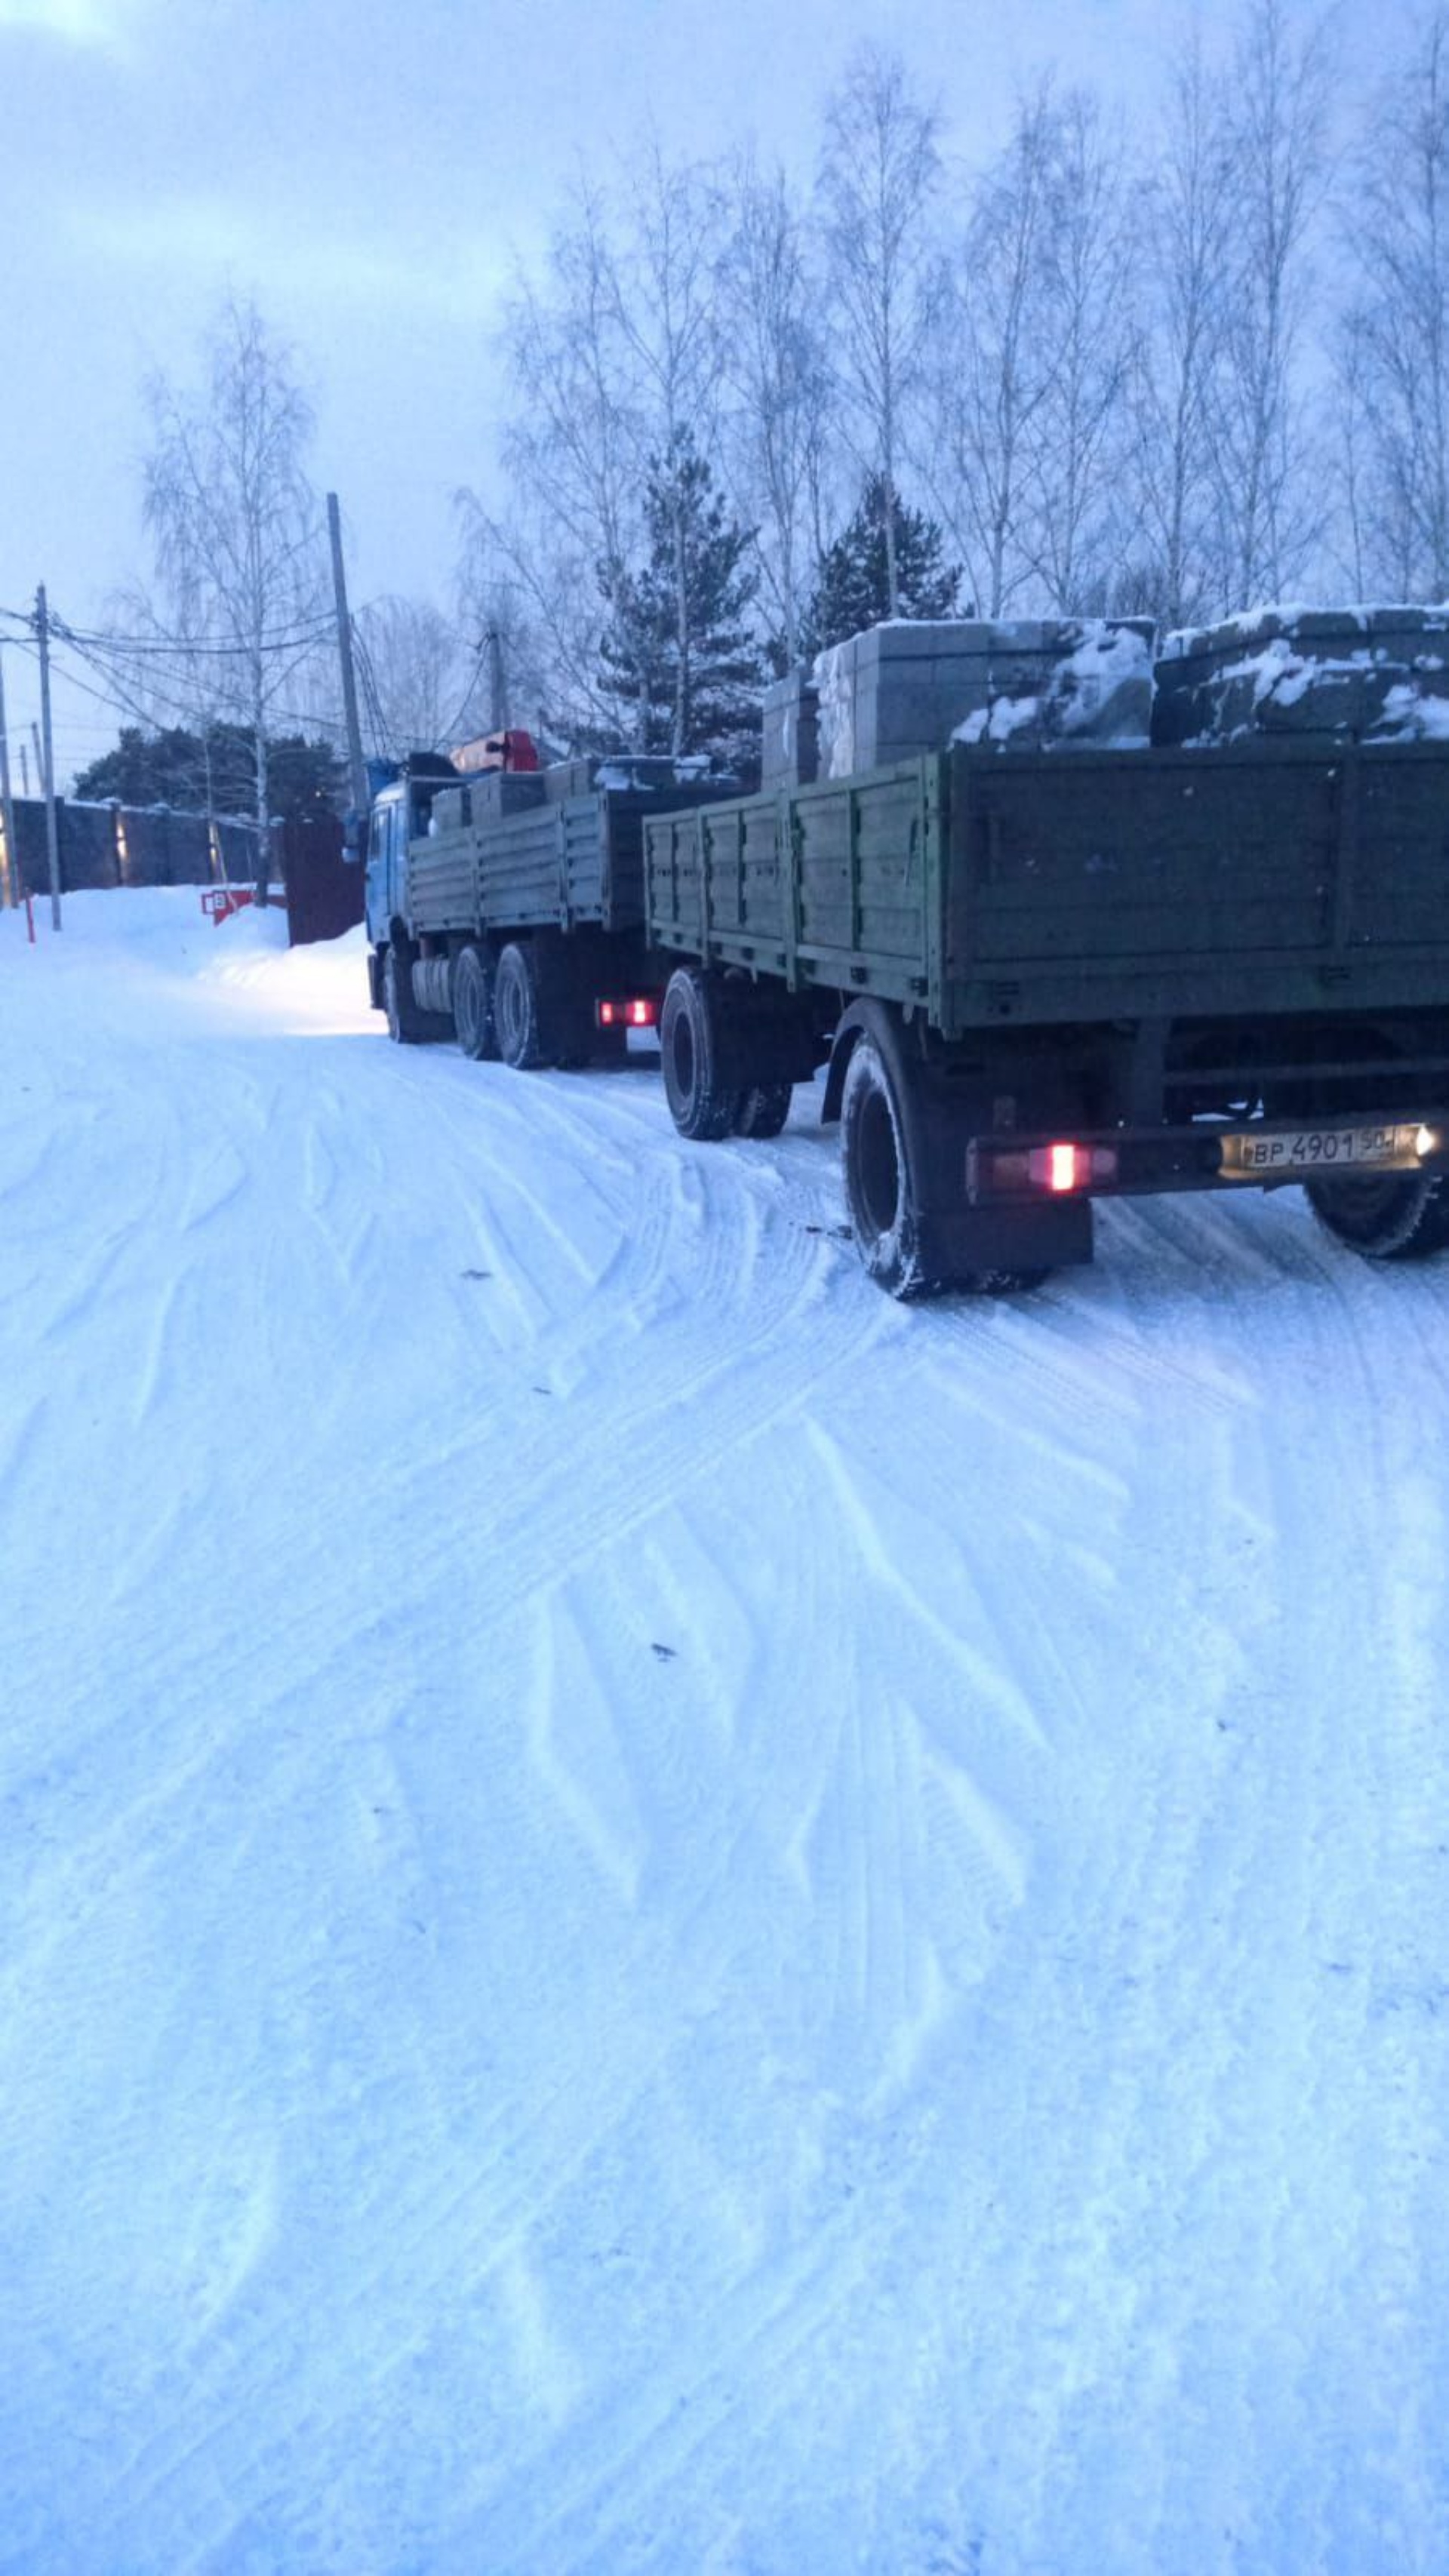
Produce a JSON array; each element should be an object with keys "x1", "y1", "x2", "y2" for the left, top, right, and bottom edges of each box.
[{"x1": 3, "y1": 892, "x2": 1447, "y2": 2575}]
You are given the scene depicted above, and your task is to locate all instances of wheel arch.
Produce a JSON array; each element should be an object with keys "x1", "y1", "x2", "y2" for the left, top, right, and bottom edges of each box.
[{"x1": 823, "y1": 998, "x2": 914, "y2": 1125}]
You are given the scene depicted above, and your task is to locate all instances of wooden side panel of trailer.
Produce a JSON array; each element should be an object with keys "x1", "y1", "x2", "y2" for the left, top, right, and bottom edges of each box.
[
  {"x1": 409, "y1": 787, "x2": 743, "y2": 944},
  {"x1": 645, "y1": 738, "x2": 1449, "y2": 1037},
  {"x1": 943, "y1": 740, "x2": 1449, "y2": 1029},
  {"x1": 792, "y1": 765, "x2": 934, "y2": 976},
  {"x1": 403, "y1": 828, "x2": 476, "y2": 934},
  {"x1": 646, "y1": 795, "x2": 786, "y2": 965},
  {"x1": 476, "y1": 805, "x2": 577, "y2": 928},
  {"x1": 645, "y1": 763, "x2": 941, "y2": 1007}
]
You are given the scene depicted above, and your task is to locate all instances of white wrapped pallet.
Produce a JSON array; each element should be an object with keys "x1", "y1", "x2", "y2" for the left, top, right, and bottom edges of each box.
[{"x1": 808, "y1": 617, "x2": 1155, "y2": 779}]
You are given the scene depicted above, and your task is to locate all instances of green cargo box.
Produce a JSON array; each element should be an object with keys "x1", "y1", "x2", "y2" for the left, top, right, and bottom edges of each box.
[
  {"x1": 408, "y1": 782, "x2": 737, "y2": 942},
  {"x1": 645, "y1": 738, "x2": 1449, "y2": 1037}
]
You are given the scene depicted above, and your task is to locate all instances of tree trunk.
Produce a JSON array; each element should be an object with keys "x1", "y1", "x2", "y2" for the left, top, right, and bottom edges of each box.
[
  {"x1": 672, "y1": 481, "x2": 690, "y2": 757},
  {"x1": 253, "y1": 677, "x2": 270, "y2": 908}
]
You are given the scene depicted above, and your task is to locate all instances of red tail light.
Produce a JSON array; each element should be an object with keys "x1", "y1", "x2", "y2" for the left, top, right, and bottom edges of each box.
[
  {"x1": 1023, "y1": 1142, "x2": 1117, "y2": 1193},
  {"x1": 966, "y1": 1142, "x2": 1120, "y2": 1197},
  {"x1": 1039, "y1": 1142, "x2": 1085, "y2": 1193},
  {"x1": 597, "y1": 997, "x2": 659, "y2": 1030}
]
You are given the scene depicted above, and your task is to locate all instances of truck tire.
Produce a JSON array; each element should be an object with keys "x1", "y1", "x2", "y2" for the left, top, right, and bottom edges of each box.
[
  {"x1": 660, "y1": 969, "x2": 739, "y2": 1142},
  {"x1": 494, "y1": 942, "x2": 550, "y2": 1070},
  {"x1": 383, "y1": 943, "x2": 416, "y2": 1045},
  {"x1": 733, "y1": 1081, "x2": 792, "y2": 1140},
  {"x1": 384, "y1": 937, "x2": 450, "y2": 1045},
  {"x1": 839, "y1": 1028, "x2": 1052, "y2": 1298},
  {"x1": 452, "y1": 942, "x2": 497, "y2": 1061},
  {"x1": 840, "y1": 1033, "x2": 940, "y2": 1296},
  {"x1": 1305, "y1": 1170, "x2": 1449, "y2": 1260}
]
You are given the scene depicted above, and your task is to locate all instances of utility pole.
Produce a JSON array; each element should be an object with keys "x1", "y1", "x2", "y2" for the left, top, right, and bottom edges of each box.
[
  {"x1": 486, "y1": 626, "x2": 508, "y2": 736},
  {"x1": 326, "y1": 491, "x2": 368, "y2": 816},
  {"x1": 0, "y1": 645, "x2": 17, "y2": 908},
  {"x1": 35, "y1": 587, "x2": 62, "y2": 931}
]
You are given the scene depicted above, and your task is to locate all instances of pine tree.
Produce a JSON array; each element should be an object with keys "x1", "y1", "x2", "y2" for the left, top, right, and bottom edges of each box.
[
  {"x1": 72, "y1": 724, "x2": 341, "y2": 824},
  {"x1": 596, "y1": 434, "x2": 764, "y2": 770},
  {"x1": 801, "y1": 474, "x2": 964, "y2": 657}
]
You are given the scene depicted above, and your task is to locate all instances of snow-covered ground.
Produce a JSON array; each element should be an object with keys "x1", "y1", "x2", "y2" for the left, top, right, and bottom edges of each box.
[{"x1": 4, "y1": 891, "x2": 1448, "y2": 2576}]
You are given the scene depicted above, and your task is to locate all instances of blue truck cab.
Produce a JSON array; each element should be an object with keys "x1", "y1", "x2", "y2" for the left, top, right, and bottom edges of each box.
[{"x1": 362, "y1": 753, "x2": 459, "y2": 1010}]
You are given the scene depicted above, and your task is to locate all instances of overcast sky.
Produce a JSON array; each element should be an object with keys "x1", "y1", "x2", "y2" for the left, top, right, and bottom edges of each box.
[{"x1": 0, "y1": 0, "x2": 1354, "y2": 783}]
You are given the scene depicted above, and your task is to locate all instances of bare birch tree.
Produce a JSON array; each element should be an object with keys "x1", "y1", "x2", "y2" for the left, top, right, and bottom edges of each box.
[
  {"x1": 819, "y1": 44, "x2": 942, "y2": 615},
  {"x1": 1212, "y1": 0, "x2": 1333, "y2": 605},
  {"x1": 466, "y1": 149, "x2": 730, "y2": 749},
  {"x1": 1120, "y1": 30, "x2": 1235, "y2": 627},
  {"x1": 142, "y1": 297, "x2": 328, "y2": 899},
  {"x1": 1022, "y1": 91, "x2": 1138, "y2": 613},
  {"x1": 352, "y1": 595, "x2": 485, "y2": 755},
  {"x1": 718, "y1": 155, "x2": 833, "y2": 669},
  {"x1": 463, "y1": 180, "x2": 645, "y2": 742},
  {"x1": 921, "y1": 86, "x2": 1060, "y2": 616},
  {"x1": 1334, "y1": 12, "x2": 1449, "y2": 598},
  {"x1": 608, "y1": 140, "x2": 728, "y2": 752}
]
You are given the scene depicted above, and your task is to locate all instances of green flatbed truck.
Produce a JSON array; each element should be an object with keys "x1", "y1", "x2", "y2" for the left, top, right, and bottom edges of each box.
[
  {"x1": 641, "y1": 736, "x2": 1449, "y2": 1290},
  {"x1": 368, "y1": 734, "x2": 1449, "y2": 1295}
]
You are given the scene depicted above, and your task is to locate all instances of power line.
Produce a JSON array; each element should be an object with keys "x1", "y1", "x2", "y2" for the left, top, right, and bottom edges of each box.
[
  {"x1": 5, "y1": 629, "x2": 347, "y2": 761},
  {"x1": 57, "y1": 628, "x2": 346, "y2": 742},
  {"x1": 63, "y1": 617, "x2": 337, "y2": 662},
  {"x1": 351, "y1": 624, "x2": 392, "y2": 758},
  {"x1": 430, "y1": 635, "x2": 491, "y2": 754},
  {"x1": 0, "y1": 600, "x2": 337, "y2": 661}
]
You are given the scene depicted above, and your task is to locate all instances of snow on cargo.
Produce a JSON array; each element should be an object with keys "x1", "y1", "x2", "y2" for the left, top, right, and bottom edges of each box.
[
  {"x1": 952, "y1": 620, "x2": 1155, "y2": 749},
  {"x1": 811, "y1": 615, "x2": 1154, "y2": 777},
  {"x1": 1154, "y1": 600, "x2": 1449, "y2": 744}
]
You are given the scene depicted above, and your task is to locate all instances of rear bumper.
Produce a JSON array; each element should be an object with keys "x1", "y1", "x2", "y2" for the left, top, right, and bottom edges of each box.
[{"x1": 967, "y1": 1112, "x2": 1449, "y2": 1206}]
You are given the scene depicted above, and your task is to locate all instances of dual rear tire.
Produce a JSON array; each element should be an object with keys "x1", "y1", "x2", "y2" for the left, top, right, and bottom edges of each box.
[
  {"x1": 660, "y1": 969, "x2": 795, "y2": 1143},
  {"x1": 452, "y1": 942, "x2": 497, "y2": 1061},
  {"x1": 839, "y1": 1034, "x2": 934, "y2": 1296},
  {"x1": 1305, "y1": 1170, "x2": 1449, "y2": 1260},
  {"x1": 839, "y1": 1027, "x2": 1054, "y2": 1299},
  {"x1": 383, "y1": 939, "x2": 450, "y2": 1046},
  {"x1": 491, "y1": 939, "x2": 596, "y2": 1071},
  {"x1": 493, "y1": 941, "x2": 549, "y2": 1070},
  {"x1": 438, "y1": 934, "x2": 628, "y2": 1072},
  {"x1": 734, "y1": 1083, "x2": 793, "y2": 1140}
]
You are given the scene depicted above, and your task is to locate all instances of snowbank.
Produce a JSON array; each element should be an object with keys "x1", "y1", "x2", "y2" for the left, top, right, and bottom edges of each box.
[{"x1": 2, "y1": 885, "x2": 371, "y2": 1036}]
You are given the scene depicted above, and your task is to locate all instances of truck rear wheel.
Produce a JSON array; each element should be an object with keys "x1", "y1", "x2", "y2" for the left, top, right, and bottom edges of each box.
[
  {"x1": 839, "y1": 1027, "x2": 1054, "y2": 1297},
  {"x1": 733, "y1": 1081, "x2": 793, "y2": 1140},
  {"x1": 494, "y1": 942, "x2": 549, "y2": 1070},
  {"x1": 383, "y1": 945, "x2": 406, "y2": 1043},
  {"x1": 383, "y1": 943, "x2": 420, "y2": 1045},
  {"x1": 660, "y1": 969, "x2": 739, "y2": 1141},
  {"x1": 1305, "y1": 1171, "x2": 1449, "y2": 1260},
  {"x1": 840, "y1": 1034, "x2": 940, "y2": 1296},
  {"x1": 384, "y1": 936, "x2": 450, "y2": 1045},
  {"x1": 453, "y1": 942, "x2": 497, "y2": 1061}
]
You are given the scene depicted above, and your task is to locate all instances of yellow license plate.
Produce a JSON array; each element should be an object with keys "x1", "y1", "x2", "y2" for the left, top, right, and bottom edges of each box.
[{"x1": 1219, "y1": 1123, "x2": 1419, "y2": 1179}]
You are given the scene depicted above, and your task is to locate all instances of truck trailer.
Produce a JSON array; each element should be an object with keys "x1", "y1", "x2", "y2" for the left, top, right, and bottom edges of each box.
[{"x1": 365, "y1": 720, "x2": 1449, "y2": 1296}]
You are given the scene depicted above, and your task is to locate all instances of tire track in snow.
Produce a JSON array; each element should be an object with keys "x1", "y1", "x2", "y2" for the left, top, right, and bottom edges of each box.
[
  {"x1": 369, "y1": 1234, "x2": 884, "y2": 1653},
  {"x1": 466, "y1": 2156, "x2": 929, "y2": 2575},
  {"x1": 14, "y1": 924, "x2": 1449, "y2": 2574},
  {"x1": 866, "y1": 1209, "x2": 1449, "y2": 2575},
  {"x1": 806, "y1": 1423, "x2": 1051, "y2": 1750}
]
